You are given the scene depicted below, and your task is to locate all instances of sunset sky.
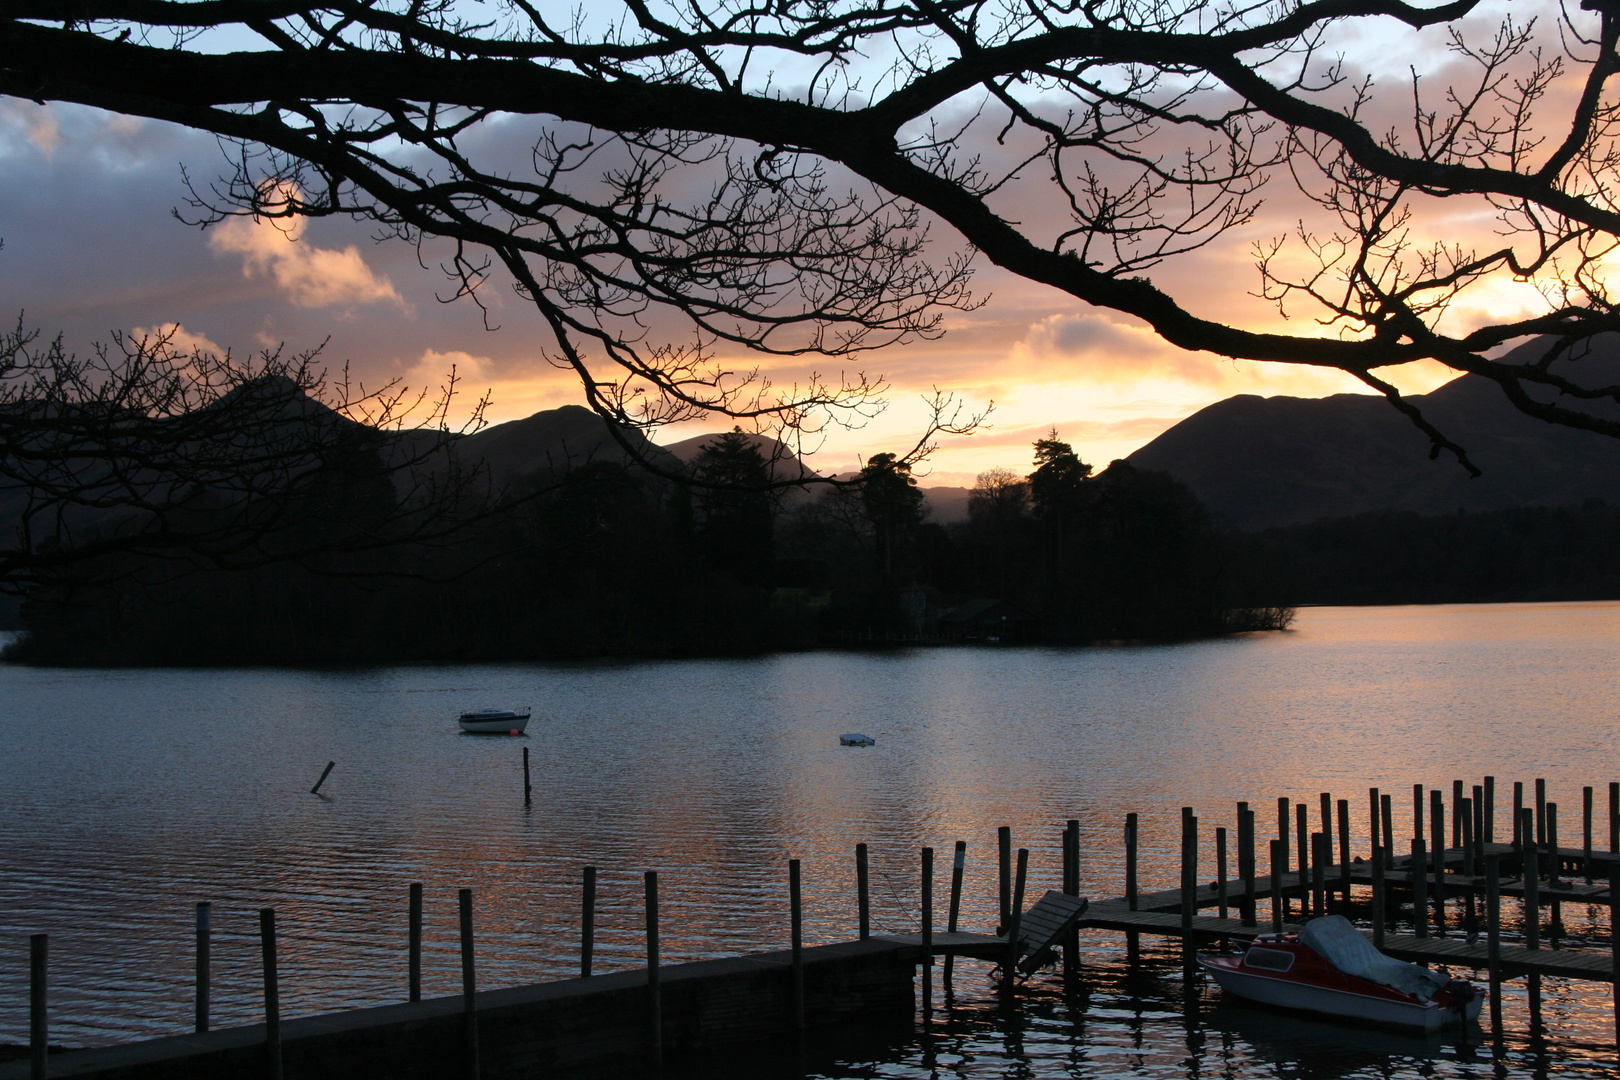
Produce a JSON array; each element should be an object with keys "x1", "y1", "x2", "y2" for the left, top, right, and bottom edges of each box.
[{"x1": 0, "y1": 0, "x2": 1561, "y2": 487}]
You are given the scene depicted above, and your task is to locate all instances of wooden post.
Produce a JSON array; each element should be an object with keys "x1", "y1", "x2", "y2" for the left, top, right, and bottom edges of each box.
[
  {"x1": 195, "y1": 902, "x2": 211, "y2": 1034},
  {"x1": 259, "y1": 909, "x2": 282, "y2": 1080},
  {"x1": 1269, "y1": 839, "x2": 1284, "y2": 932},
  {"x1": 1216, "y1": 826, "x2": 1228, "y2": 920},
  {"x1": 1586, "y1": 786, "x2": 1596, "y2": 883},
  {"x1": 920, "y1": 847, "x2": 933, "y2": 1011},
  {"x1": 1381, "y1": 794, "x2": 1394, "y2": 870},
  {"x1": 1430, "y1": 789, "x2": 1445, "y2": 932},
  {"x1": 1180, "y1": 815, "x2": 1198, "y2": 934},
  {"x1": 1548, "y1": 802, "x2": 1563, "y2": 887},
  {"x1": 459, "y1": 888, "x2": 479, "y2": 1080},
  {"x1": 310, "y1": 760, "x2": 335, "y2": 795},
  {"x1": 1514, "y1": 781, "x2": 1525, "y2": 849},
  {"x1": 1461, "y1": 799, "x2": 1475, "y2": 877},
  {"x1": 29, "y1": 934, "x2": 45, "y2": 1080},
  {"x1": 1610, "y1": 781, "x2": 1619, "y2": 854},
  {"x1": 1125, "y1": 814, "x2": 1139, "y2": 912},
  {"x1": 1453, "y1": 779, "x2": 1464, "y2": 849},
  {"x1": 409, "y1": 883, "x2": 423, "y2": 1000},
  {"x1": 856, "y1": 843, "x2": 870, "y2": 939},
  {"x1": 580, "y1": 867, "x2": 596, "y2": 978},
  {"x1": 946, "y1": 840, "x2": 966, "y2": 984},
  {"x1": 1239, "y1": 807, "x2": 1257, "y2": 927},
  {"x1": 789, "y1": 858, "x2": 804, "y2": 1033},
  {"x1": 1336, "y1": 798, "x2": 1351, "y2": 906},
  {"x1": 1522, "y1": 808, "x2": 1540, "y2": 949},
  {"x1": 1003, "y1": 848, "x2": 1029, "y2": 983},
  {"x1": 1319, "y1": 792, "x2": 1333, "y2": 855},
  {"x1": 1295, "y1": 804, "x2": 1309, "y2": 916},
  {"x1": 1473, "y1": 785, "x2": 1485, "y2": 863},
  {"x1": 1536, "y1": 777, "x2": 1548, "y2": 852},
  {"x1": 1370, "y1": 847, "x2": 1386, "y2": 948},
  {"x1": 522, "y1": 747, "x2": 532, "y2": 807},
  {"x1": 1369, "y1": 787, "x2": 1381, "y2": 857},
  {"x1": 1412, "y1": 838, "x2": 1428, "y2": 939},
  {"x1": 1484, "y1": 776, "x2": 1496, "y2": 843},
  {"x1": 1413, "y1": 784, "x2": 1424, "y2": 841},
  {"x1": 998, "y1": 827, "x2": 1012, "y2": 932},
  {"x1": 1609, "y1": 862, "x2": 1620, "y2": 1051},
  {"x1": 1277, "y1": 796, "x2": 1291, "y2": 882},
  {"x1": 1063, "y1": 821, "x2": 1079, "y2": 980},
  {"x1": 644, "y1": 871, "x2": 661, "y2": 1072},
  {"x1": 1311, "y1": 832, "x2": 1327, "y2": 915},
  {"x1": 1486, "y1": 855, "x2": 1503, "y2": 1043}
]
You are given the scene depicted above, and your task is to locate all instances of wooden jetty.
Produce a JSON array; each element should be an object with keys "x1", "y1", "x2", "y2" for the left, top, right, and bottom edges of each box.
[{"x1": 11, "y1": 776, "x2": 1620, "y2": 1078}]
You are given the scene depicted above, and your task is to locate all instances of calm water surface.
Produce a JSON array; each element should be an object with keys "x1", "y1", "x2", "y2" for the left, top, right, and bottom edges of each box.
[{"x1": 2, "y1": 601, "x2": 1620, "y2": 1077}]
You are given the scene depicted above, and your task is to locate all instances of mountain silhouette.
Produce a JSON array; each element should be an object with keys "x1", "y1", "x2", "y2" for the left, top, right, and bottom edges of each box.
[{"x1": 1128, "y1": 337, "x2": 1620, "y2": 530}]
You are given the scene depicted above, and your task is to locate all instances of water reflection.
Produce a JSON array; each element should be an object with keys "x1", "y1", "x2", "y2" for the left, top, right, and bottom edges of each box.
[{"x1": 1, "y1": 604, "x2": 1619, "y2": 1077}]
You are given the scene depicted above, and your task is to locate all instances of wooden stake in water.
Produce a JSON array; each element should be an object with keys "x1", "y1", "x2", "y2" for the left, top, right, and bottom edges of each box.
[
  {"x1": 856, "y1": 843, "x2": 870, "y2": 940},
  {"x1": 1216, "y1": 826, "x2": 1228, "y2": 920},
  {"x1": 1453, "y1": 780, "x2": 1464, "y2": 849},
  {"x1": 1381, "y1": 795, "x2": 1395, "y2": 870},
  {"x1": 789, "y1": 858, "x2": 804, "y2": 1033},
  {"x1": 459, "y1": 888, "x2": 480, "y2": 1080},
  {"x1": 1514, "y1": 781, "x2": 1525, "y2": 849},
  {"x1": 522, "y1": 747, "x2": 531, "y2": 807},
  {"x1": 195, "y1": 902, "x2": 211, "y2": 1034},
  {"x1": 1484, "y1": 776, "x2": 1496, "y2": 844},
  {"x1": 580, "y1": 867, "x2": 596, "y2": 978},
  {"x1": 1004, "y1": 849, "x2": 1029, "y2": 985},
  {"x1": 1413, "y1": 784, "x2": 1424, "y2": 841},
  {"x1": 409, "y1": 883, "x2": 423, "y2": 1000},
  {"x1": 1269, "y1": 839, "x2": 1284, "y2": 932},
  {"x1": 1125, "y1": 814, "x2": 1139, "y2": 912},
  {"x1": 1180, "y1": 815, "x2": 1198, "y2": 935},
  {"x1": 1536, "y1": 778, "x2": 1548, "y2": 851},
  {"x1": 946, "y1": 840, "x2": 966, "y2": 985},
  {"x1": 29, "y1": 934, "x2": 45, "y2": 1080},
  {"x1": 920, "y1": 847, "x2": 933, "y2": 1014},
  {"x1": 1548, "y1": 802, "x2": 1563, "y2": 888},
  {"x1": 1585, "y1": 786, "x2": 1596, "y2": 883},
  {"x1": 1429, "y1": 789, "x2": 1445, "y2": 932},
  {"x1": 1522, "y1": 808, "x2": 1540, "y2": 949},
  {"x1": 1369, "y1": 787, "x2": 1381, "y2": 857},
  {"x1": 1063, "y1": 821, "x2": 1079, "y2": 980},
  {"x1": 1412, "y1": 838, "x2": 1428, "y2": 939},
  {"x1": 1239, "y1": 807, "x2": 1257, "y2": 927},
  {"x1": 1295, "y1": 804, "x2": 1309, "y2": 916},
  {"x1": 1473, "y1": 786, "x2": 1485, "y2": 864},
  {"x1": 1310, "y1": 833, "x2": 1326, "y2": 916},
  {"x1": 1319, "y1": 792, "x2": 1333, "y2": 855},
  {"x1": 311, "y1": 760, "x2": 335, "y2": 796},
  {"x1": 644, "y1": 871, "x2": 661, "y2": 1072},
  {"x1": 998, "y1": 827, "x2": 1012, "y2": 932},
  {"x1": 259, "y1": 909, "x2": 283, "y2": 1080},
  {"x1": 1336, "y1": 799, "x2": 1351, "y2": 906},
  {"x1": 1486, "y1": 855, "x2": 1503, "y2": 1043},
  {"x1": 1370, "y1": 847, "x2": 1386, "y2": 948}
]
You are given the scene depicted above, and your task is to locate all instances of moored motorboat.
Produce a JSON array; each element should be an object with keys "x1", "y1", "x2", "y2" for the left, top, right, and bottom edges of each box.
[
  {"x1": 458, "y1": 708, "x2": 531, "y2": 734},
  {"x1": 1198, "y1": 915, "x2": 1481, "y2": 1032}
]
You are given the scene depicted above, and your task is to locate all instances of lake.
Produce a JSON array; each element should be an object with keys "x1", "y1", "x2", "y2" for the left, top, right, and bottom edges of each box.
[{"x1": 2, "y1": 601, "x2": 1619, "y2": 1077}]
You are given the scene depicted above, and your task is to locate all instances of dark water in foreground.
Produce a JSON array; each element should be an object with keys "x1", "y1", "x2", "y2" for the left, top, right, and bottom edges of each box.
[{"x1": 2, "y1": 602, "x2": 1620, "y2": 1077}]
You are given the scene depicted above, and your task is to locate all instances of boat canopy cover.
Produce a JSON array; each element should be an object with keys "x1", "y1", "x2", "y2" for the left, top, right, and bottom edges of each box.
[{"x1": 1299, "y1": 915, "x2": 1449, "y2": 1002}]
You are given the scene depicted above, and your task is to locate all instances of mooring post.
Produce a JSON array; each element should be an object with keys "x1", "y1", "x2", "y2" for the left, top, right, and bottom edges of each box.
[
  {"x1": 998, "y1": 827, "x2": 1012, "y2": 932},
  {"x1": 1180, "y1": 814, "x2": 1198, "y2": 935},
  {"x1": 1461, "y1": 798, "x2": 1477, "y2": 937},
  {"x1": 1548, "y1": 802, "x2": 1563, "y2": 888},
  {"x1": 1371, "y1": 847, "x2": 1386, "y2": 948},
  {"x1": 1486, "y1": 855, "x2": 1504, "y2": 1044},
  {"x1": 311, "y1": 760, "x2": 335, "y2": 796},
  {"x1": 1522, "y1": 808, "x2": 1540, "y2": 949},
  {"x1": 1311, "y1": 833, "x2": 1326, "y2": 915},
  {"x1": 1381, "y1": 794, "x2": 1395, "y2": 870},
  {"x1": 1514, "y1": 781, "x2": 1525, "y2": 849},
  {"x1": 856, "y1": 843, "x2": 870, "y2": 939},
  {"x1": 1610, "y1": 781, "x2": 1619, "y2": 854},
  {"x1": 1269, "y1": 839, "x2": 1284, "y2": 932},
  {"x1": 1412, "y1": 838, "x2": 1428, "y2": 939},
  {"x1": 1609, "y1": 862, "x2": 1620, "y2": 1051},
  {"x1": 522, "y1": 747, "x2": 531, "y2": 807},
  {"x1": 259, "y1": 909, "x2": 282, "y2": 1080},
  {"x1": 1585, "y1": 786, "x2": 1596, "y2": 883},
  {"x1": 1413, "y1": 784, "x2": 1424, "y2": 841},
  {"x1": 1295, "y1": 804, "x2": 1309, "y2": 916},
  {"x1": 1216, "y1": 826, "x2": 1228, "y2": 920},
  {"x1": 1277, "y1": 797, "x2": 1291, "y2": 895},
  {"x1": 1336, "y1": 798, "x2": 1351, "y2": 907},
  {"x1": 1003, "y1": 848, "x2": 1029, "y2": 987},
  {"x1": 1319, "y1": 793, "x2": 1333, "y2": 856},
  {"x1": 644, "y1": 871, "x2": 661, "y2": 1073},
  {"x1": 1430, "y1": 789, "x2": 1446, "y2": 932},
  {"x1": 1239, "y1": 807, "x2": 1257, "y2": 927},
  {"x1": 409, "y1": 883, "x2": 423, "y2": 1000},
  {"x1": 946, "y1": 840, "x2": 966, "y2": 985},
  {"x1": 1369, "y1": 787, "x2": 1381, "y2": 857},
  {"x1": 194, "y1": 902, "x2": 211, "y2": 1034},
  {"x1": 1125, "y1": 814, "x2": 1139, "y2": 912},
  {"x1": 581, "y1": 866, "x2": 596, "y2": 978},
  {"x1": 1453, "y1": 780, "x2": 1464, "y2": 849},
  {"x1": 1473, "y1": 786, "x2": 1486, "y2": 864},
  {"x1": 29, "y1": 934, "x2": 45, "y2": 1080},
  {"x1": 1484, "y1": 776, "x2": 1496, "y2": 844},
  {"x1": 459, "y1": 888, "x2": 479, "y2": 1080},
  {"x1": 1063, "y1": 821, "x2": 1079, "y2": 980},
  {"x1": 920, "y1": 847, "x2": 933, "y2": 1012},
  {"x1": 1536, "y1": 778, "x2": 1548, "y2": 852},
  {"x1": 789, "y1": 858, "x2": 804, "y2": 1033}
]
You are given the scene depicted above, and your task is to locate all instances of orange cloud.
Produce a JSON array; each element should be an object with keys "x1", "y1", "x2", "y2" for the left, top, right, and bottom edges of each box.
[{"x1": 210, "y1": 214, "x2": 405, "y2": 309}]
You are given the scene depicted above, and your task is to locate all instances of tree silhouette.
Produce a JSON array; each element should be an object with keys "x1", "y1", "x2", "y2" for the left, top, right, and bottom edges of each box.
[
  {"x1": 4, "y1": 0, "x2": 1620, "y2": 463},
  {"x1": 692, "y1": 429, "x2": 775, "y2": 584}
]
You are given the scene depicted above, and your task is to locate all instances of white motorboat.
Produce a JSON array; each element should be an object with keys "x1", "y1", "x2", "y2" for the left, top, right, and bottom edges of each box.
[
  {"x1": 1198, "y1": 915, "x2": 1482, "y2": 1032},
  {"x1": 458, "y1": 708, "x2": 531, "y2": 734}
]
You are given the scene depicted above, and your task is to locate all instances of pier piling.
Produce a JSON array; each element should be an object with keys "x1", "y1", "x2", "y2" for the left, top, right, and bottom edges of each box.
[
  {"x1": 1370, "y1": 847, "x2": 1386, "y2": 947},
  {"x1": 29, "y1": 934, "x2": 45, "y2": 1080},
  {"x1": 1238, "y1": 807, "x2": 1256, "y2": 927},
  {"x1": 459, "y1": 889, "x2": 479, "y2": 1080},
  {"x1": 1412, "y1": 838, "x2": 1428, "y2": 939},
  {"x1": 1486, "y1": 855, "x2": 1503, "y2": 1042},
  {"x1": 998, "y1": 828, "x2": 1012, "y2": 932},
  {"x1": 644, "y1": 871, "x2": 661, "y2": 1073},
  {"x1": 856, "y1": 844, "x2": 870, "y2": 940},
  {"x1": 409, "y1": 884, "x2": 423, "y2": 1000},
  {"x1": 1269, "y1": 839, "x2": 1283, "y2": 932},
  {"x1": 194, "y1": 902, "x2": 210, "y2": 1034},
  {"x1": 581, "y1": 868, "x2": 596, "y2": 978},
  {"x1": 259, "y1": 910, "x2": 282, "y2": 1080},
  {"x1": 789, "y1": 858, "x2": 804, "y2": 1032},
  {"x1": 946, "y1": 840, "x2": 966, "y2": 986}
]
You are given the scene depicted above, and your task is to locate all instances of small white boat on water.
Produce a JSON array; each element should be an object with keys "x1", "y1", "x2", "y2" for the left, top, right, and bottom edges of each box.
[
  {"x1": 458, "y1": 708, "x2": 531, "y2": 734},
  {"x1": 1198, "y1": 915, "x2": 1481, "y2": 1032}
]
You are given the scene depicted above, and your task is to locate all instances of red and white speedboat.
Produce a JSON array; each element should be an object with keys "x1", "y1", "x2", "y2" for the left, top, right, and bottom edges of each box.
[{"x1": 1198, "y1": 915, "x2": 1481, "y2": 1033}]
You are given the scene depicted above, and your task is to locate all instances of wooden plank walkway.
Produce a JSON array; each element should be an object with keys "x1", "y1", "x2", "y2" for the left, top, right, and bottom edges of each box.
[{"x1": 1015, "y1": 892, "x2": 1089, "y2": 972}]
